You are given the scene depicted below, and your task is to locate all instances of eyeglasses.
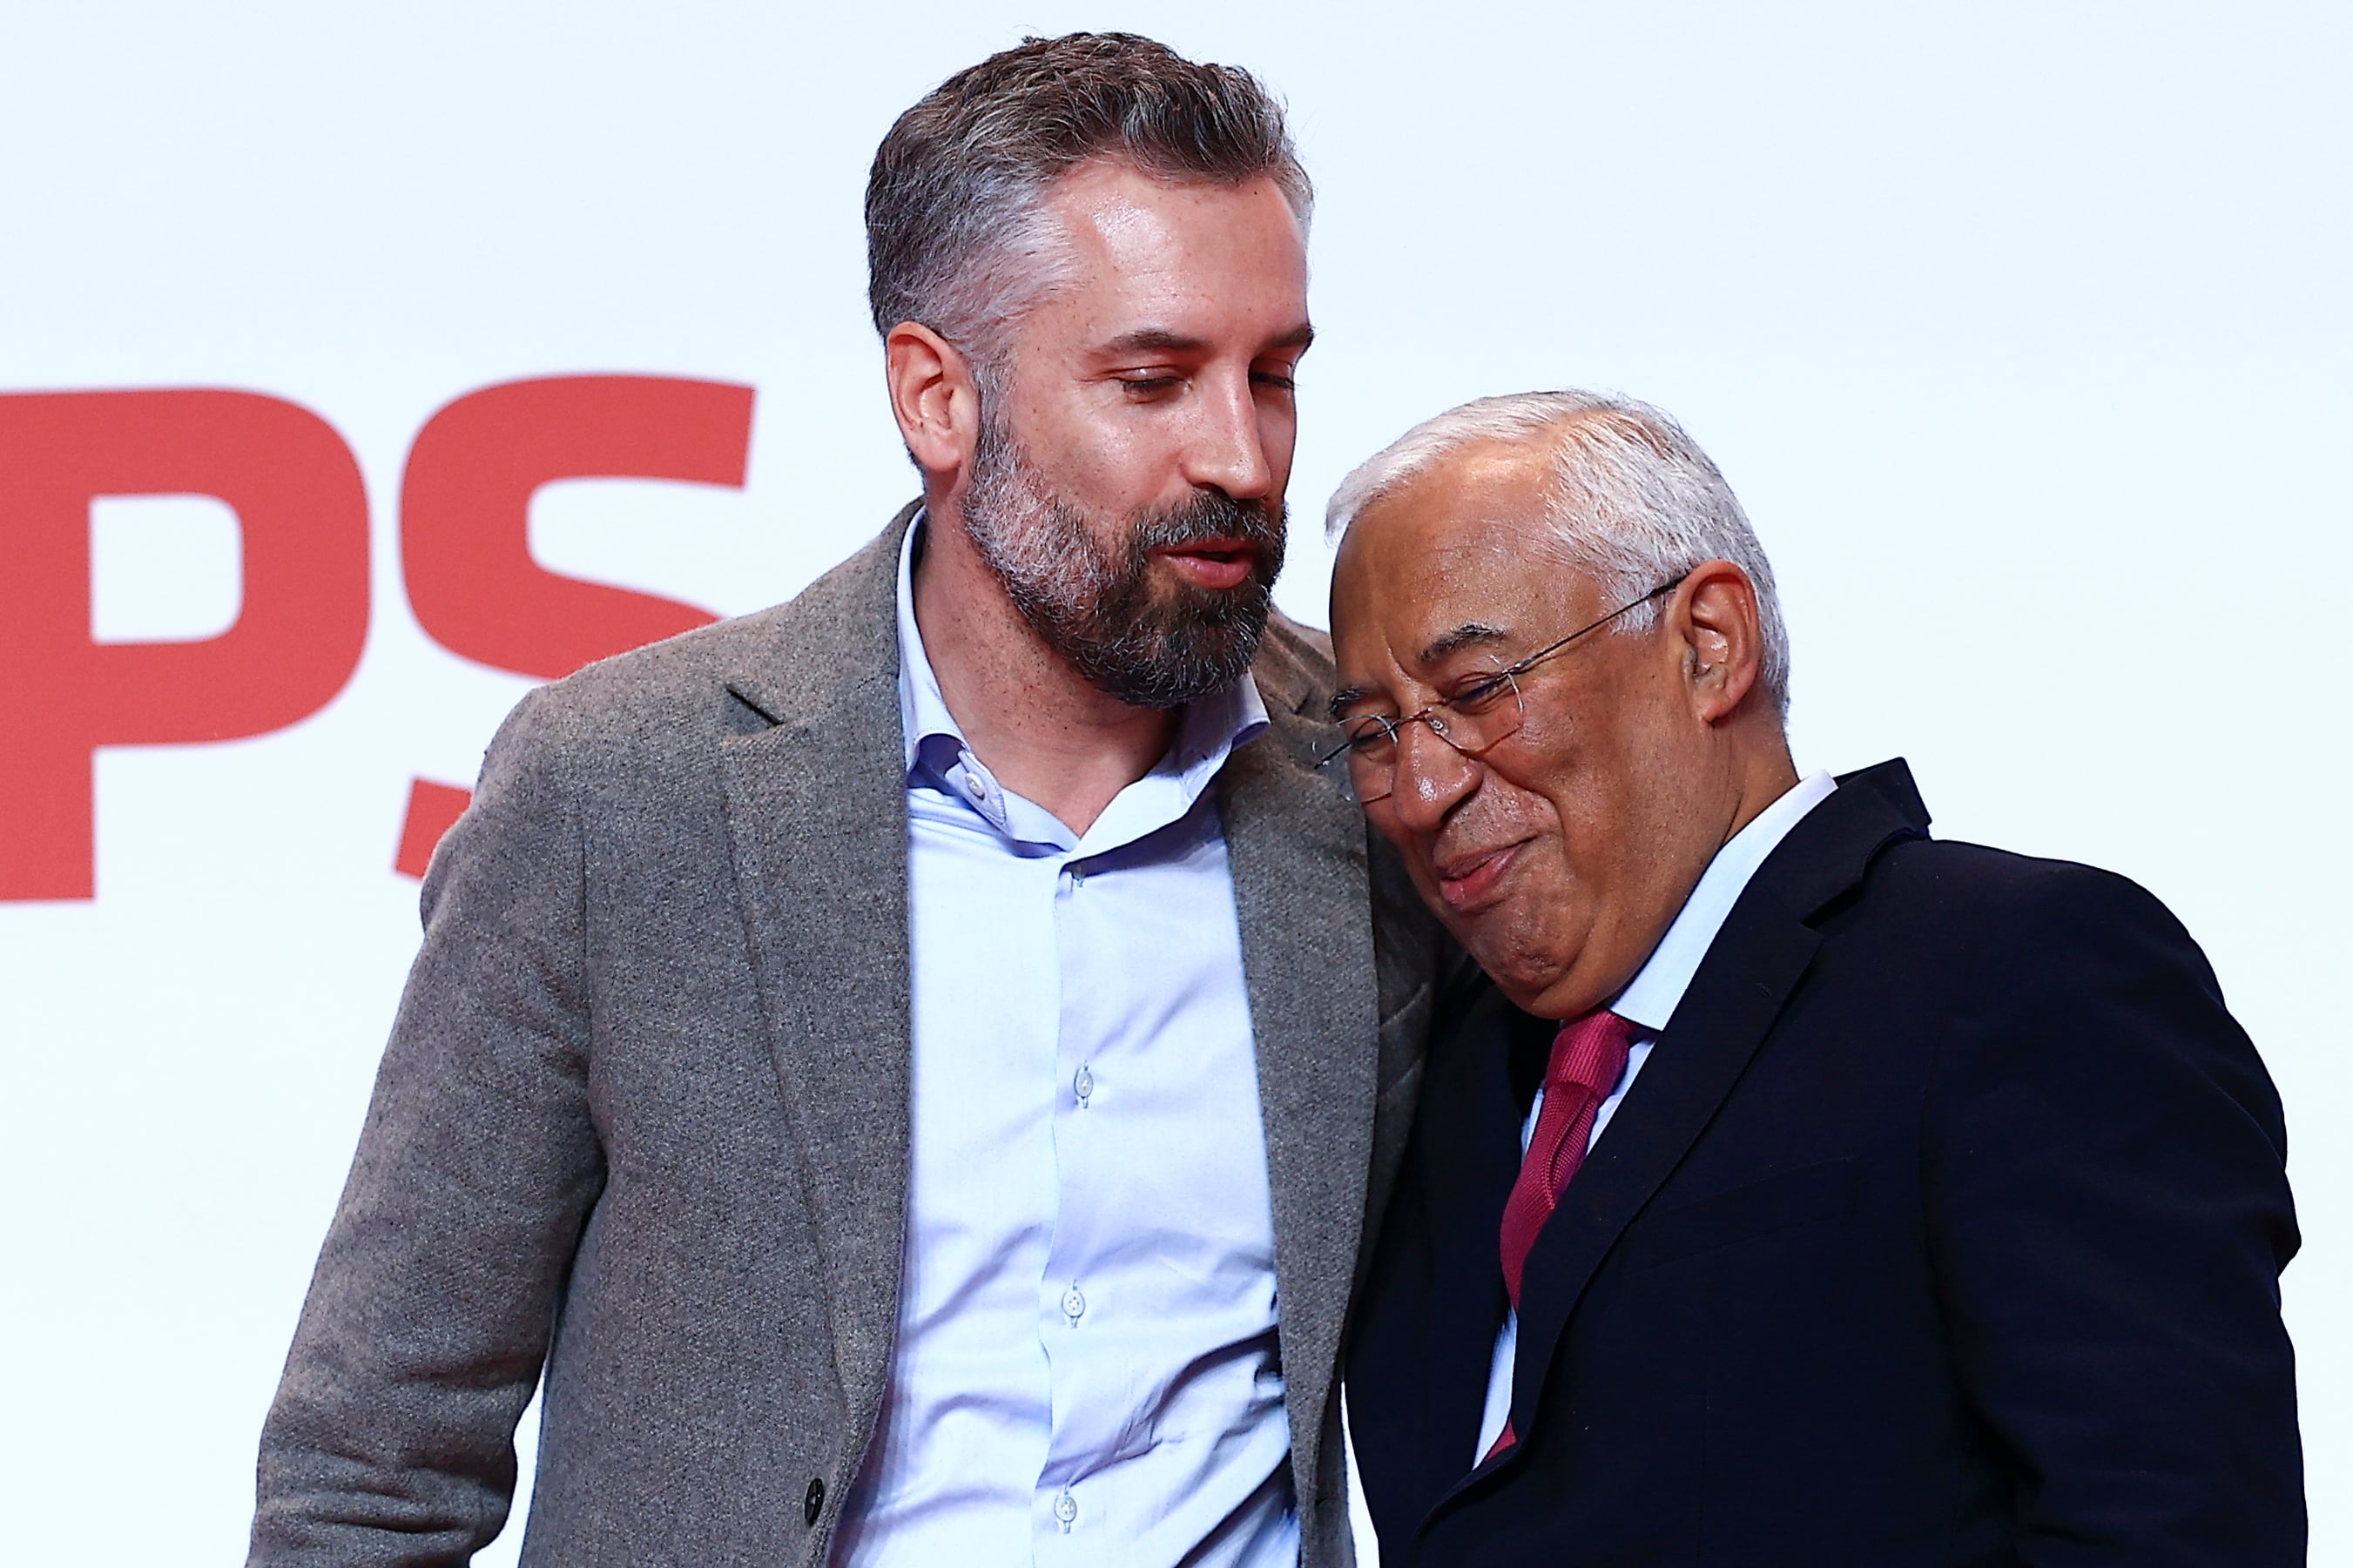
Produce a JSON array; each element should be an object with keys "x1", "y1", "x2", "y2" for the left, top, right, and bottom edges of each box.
[{"x1": 1319, "y1": 575, "x2": 1688, "y2": 805}]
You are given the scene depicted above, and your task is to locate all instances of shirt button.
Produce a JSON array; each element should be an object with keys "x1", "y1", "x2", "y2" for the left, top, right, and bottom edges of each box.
[
  {"x1": 1062, "y1": 1285, "x2": 1086, "y2": 1322},
  {"x1": 804, "y1": 1477, "x2": 825, "y2": 1525},
  {"x1": 961, "y1": 772, "x2": 986, "y2": 799},
  {"x1": 1054, "y1": 1489, "x2": 1079, "y2": 1531},
  {"x1": 1073, "y1": 1066, "x2": 1094, "y2": 1105}
]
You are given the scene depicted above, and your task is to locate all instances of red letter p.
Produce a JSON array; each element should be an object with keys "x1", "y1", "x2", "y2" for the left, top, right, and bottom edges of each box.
[{"x1": 0, "y1": 390, "x2": 370, "y2": 900}]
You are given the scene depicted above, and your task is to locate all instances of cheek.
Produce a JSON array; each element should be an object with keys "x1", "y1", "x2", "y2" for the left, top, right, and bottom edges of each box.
[
  {"x1": 1016, "y1": 394, "x2": 1151, "y2": 500},
  {"x1": 1256, "y1": 398, "x2": 1298, "y2": 476}
]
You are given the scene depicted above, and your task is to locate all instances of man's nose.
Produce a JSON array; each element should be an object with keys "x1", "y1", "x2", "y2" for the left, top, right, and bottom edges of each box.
[
  {"x1": 1386, "y1": 717, "x2": 1480, "y2": 831},
  {"x1": 1183, "y1": 376, "x2": 1276, "y2": 501}
]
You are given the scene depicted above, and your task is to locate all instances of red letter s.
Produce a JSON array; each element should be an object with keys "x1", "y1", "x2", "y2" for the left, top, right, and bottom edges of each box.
[
  {"x1": 401, "y1": 374, "x2": 752, "y2": 681},
  {"x1": 393, "y1": 375, "x2": 754, "y2": 876}
]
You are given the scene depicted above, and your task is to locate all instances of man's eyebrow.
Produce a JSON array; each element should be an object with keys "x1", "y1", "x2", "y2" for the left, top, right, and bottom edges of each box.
[
  {"x1": 1325, "y1": 621, "x2": 1513, "y2": 718},
  {"x1": 1420, "y1": 622, "x2": 1512, "y2": 664},
  {"x1": 1098, "y1": 327, "x2": 1210, "y2": 357},
  {"x1": 1096, "y1": 321, "x2": 1315, "y2": 358}
]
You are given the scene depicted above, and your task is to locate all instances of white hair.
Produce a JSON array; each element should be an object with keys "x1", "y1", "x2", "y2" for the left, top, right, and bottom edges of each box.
[{"x1": 1326, "y1": 389, "x2": 1791, "y2": 719}]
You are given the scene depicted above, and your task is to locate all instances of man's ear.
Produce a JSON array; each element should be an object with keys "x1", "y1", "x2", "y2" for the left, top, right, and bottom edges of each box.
[
  {"x1": 885, "y1": 321, "x2": 982, "y2": 479},
  {"x1": 1673, "y1": 560, "x2": 1765, "y2": 724}
]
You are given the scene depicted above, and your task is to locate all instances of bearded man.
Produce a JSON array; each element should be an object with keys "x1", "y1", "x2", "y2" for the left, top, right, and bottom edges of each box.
[{"x1": 249, "y1": 34, "x2": 1440, "y2": 1568}]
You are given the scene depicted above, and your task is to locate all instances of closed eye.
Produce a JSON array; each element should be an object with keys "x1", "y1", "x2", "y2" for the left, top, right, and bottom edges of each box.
[{"x1": 1446, "y1": 672, "x2": 1518, "y2": 714}]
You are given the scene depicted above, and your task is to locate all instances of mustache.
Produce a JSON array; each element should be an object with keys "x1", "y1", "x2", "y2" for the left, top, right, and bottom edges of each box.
[{"x1": 1132, "y1": 488, "x2": 1286, "y2": 559}]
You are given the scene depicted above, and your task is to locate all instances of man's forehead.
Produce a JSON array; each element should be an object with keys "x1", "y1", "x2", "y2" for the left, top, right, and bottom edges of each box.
[
  {"x1": 1333, "y1": 449, "x2": 1602, "y2": 693},
  {"x1": 1048, "y1": 158, "x2": 1299, "y2": 240},
  {"x1": 1041, "y1": 165, "x2": 1307, "y2": 327},
  {"x1": 1383, "y1": 439, "x2": 1554, "y2": 527},
  {"x1": 1345, "y1": 454, "x2": 1558, "y2": 613},
  {"x1": 1354, "y1": 560, "x2": 1535, "y2": 670}
]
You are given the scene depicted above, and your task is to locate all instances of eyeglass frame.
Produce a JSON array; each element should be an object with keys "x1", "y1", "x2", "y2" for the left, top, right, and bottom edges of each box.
[{"x1": 1318, "y1": 572, "x2": 1691, "y2": 804}]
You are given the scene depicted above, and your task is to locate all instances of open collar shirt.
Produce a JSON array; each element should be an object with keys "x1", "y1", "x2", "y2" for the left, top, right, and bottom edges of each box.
[{"x1": 833, "y1": 520, "x2": 1295, "y2": 1567}]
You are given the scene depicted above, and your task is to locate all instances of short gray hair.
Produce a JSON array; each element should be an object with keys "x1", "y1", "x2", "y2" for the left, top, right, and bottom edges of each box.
[
  {"x1": 866, "y1": 32, "x2": 1311, "y2": 380},
  {"x1": 1328, "y1": 390, "x2": 1791, "y2": 718}
]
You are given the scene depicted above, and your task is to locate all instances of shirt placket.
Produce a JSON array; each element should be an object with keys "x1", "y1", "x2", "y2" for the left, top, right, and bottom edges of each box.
[{"x1": 1033, "y1": 844, "x2": 1117, "y2": 1559}]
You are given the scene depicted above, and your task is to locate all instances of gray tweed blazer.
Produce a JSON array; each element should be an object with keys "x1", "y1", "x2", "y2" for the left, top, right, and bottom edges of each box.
[{"x1": 251, "y1": 506, "x2": 1443, "y2": 1567}]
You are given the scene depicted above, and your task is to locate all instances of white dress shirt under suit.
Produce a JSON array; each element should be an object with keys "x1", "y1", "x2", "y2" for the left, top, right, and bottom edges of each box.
[
  {"x1": 1473, "y1": 770, "x2": 1839, "y2": 1460},
  {"x1": 831, "y1": 523, "x2": 1297, "y2": 1567}
]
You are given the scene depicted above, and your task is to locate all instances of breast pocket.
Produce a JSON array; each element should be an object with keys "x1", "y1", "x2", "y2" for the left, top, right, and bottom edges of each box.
[{"x1": 1621, "y1": 1157, "x2": 1860, "y2": 1272}]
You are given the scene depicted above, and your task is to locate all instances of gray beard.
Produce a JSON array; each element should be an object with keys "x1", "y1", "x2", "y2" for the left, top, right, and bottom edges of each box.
[{"x1": 958, "y1": 418, "x2": 1286, "y2": 710}]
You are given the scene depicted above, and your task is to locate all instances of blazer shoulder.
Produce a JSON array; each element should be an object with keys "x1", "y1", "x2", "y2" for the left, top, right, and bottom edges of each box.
[
  {"x1": 1857, "y1": 837, "x2": 2251, "y2": 1081},
  {"x1": 1864, "y1": 835, "x2": 2194, "y2": 947},
  {"x1": 481, "y1": 512, "x2": 911, "y2": 771}
]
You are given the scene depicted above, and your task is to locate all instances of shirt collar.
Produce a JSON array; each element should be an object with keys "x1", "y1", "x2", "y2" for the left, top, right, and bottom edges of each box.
[
  {"x1": 1609, "y1": 769, "x2": 1838, "y2": 1033},
  {"x1": 893, "y1": 511, "x2": 1269, "y2": 796},
  {"x1": 895, "y1": 515, "x2": 964, "y2": 777}
]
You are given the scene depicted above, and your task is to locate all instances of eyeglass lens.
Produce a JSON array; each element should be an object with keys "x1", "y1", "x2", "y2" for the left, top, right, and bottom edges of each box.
[
  {"x1": 1331, "y1": 677, "x2": 1527, "y2": 804},
  {"x1": 1320, "y1": 575, "x2": 1686, "y2": 806}
]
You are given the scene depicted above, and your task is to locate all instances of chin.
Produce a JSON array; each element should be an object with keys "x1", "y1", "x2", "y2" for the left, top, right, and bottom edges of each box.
[{"x1": 1468, "y1": 941, "x2": 1573, "y2": 1020}]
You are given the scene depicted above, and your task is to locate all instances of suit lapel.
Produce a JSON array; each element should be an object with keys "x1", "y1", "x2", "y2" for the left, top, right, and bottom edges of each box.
[
  {"x1": 1496, "y1": 760, "x2": 1932, "y2": 1461},
  {"x1": 718, "y1": 508, "x2": 917, "y2": 1429},
  {"x1": 1220, "y1": 697, "x2": 1381, "y2": 1497},
  {"x1": 1504, "y1": 912, "x2": 1821, "y2": 1442},
  {"x1": 1422, "y1": 994, "x2": 1542, "y2": 1463}
]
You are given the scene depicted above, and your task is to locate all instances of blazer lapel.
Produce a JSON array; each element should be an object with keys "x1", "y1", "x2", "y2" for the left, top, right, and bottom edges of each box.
[
  {"x1": 718, "y1": 507, "x2": 918, "y2": 1429},
  {"x1": 1220, "y1": 695, "x2": 1382, "y2": 1499},
  {"x1": 1496, "y1": 760, "x2": 1932, "y2": 1461},
  {"x1": 1422, "y1": 993, "x2": 1546, "y2": 1463},
  {"x1": 1503, "y1": 913, "x2": 1821, "y2": 1442}
]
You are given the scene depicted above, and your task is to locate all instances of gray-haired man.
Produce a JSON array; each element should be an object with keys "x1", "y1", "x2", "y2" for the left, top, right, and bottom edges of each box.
[
  {"x1": 1332, "y1": 392, "x2": 2299, "y2": 1565},
  {"x1": 251, "y1": 34, "x2": 1439, "y2": 1567}
]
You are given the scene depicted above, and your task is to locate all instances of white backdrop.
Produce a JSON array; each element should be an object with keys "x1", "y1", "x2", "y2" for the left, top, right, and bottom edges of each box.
[{"x1": 2, "y1": 3, "x2": 2345, "y2": 1562}]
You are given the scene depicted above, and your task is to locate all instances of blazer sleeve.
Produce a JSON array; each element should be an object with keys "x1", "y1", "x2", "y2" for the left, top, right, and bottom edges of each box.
[
  {"x1": 250, "y1": 687, "x2": 606, "y2": 1565},
  {"x1": 1923, "y1": 863, "x2": 2302, "y2": 1566}
]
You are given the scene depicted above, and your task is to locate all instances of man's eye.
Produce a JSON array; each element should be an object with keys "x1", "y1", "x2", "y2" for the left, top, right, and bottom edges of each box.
[
  {"x1": 1118, "y1": 375, "x2": 1183, "y2": 396},
  {"x1": 1448, "y1": 675, "x2": 1515, "y2": 714},
  {"x1": 1343, "y1": 717, "x2": 1397, "y2": 755},
  {"x1": 1251, "y1": 370, "x2": 1298, "y2": 392}
]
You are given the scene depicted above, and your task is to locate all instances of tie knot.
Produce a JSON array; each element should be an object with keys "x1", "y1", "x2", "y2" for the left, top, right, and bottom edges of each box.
[{"x1": 1547, "y1": 1009, "x2": 1637, "y2": 1097}]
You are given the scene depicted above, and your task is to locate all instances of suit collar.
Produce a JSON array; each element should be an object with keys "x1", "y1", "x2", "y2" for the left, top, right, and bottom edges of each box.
[
  {"x1": 1776, "y1": 756, "x2": 1933, "y2": 915},
  {"x1": 1611, "y1": 769, "x2": 1838, "y2": 1032},
  {"x1": 720, "y1": 501, "x2": 920, "y2": 730}
]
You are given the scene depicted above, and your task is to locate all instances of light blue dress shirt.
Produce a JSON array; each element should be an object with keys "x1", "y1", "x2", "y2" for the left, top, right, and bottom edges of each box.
[
  {"x1": 1472, "y1": 770, "x2": 1839, "y2": 1461},
  {"x1": 832, "y1": 522, "x2": 1297, "y2": 1567}
]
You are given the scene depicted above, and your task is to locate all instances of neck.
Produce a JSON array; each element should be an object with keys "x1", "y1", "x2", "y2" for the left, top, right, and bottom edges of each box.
[
  {"x1": 1717, "y1": 726, "x2": 1803, "y2": 847},
  {"x1": 912, "y1": 508, "x2": 1179, "y2": 837}
]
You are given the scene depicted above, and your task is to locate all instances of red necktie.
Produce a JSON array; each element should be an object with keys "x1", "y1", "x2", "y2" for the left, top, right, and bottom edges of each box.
[{"x1": 1486, "y1": 1008, "x2": 1638, "y2": 1459}]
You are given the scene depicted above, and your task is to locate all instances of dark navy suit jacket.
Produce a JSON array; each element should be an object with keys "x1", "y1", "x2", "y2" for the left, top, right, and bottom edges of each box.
[{"x1": 1345, "y1": 760, "x2": 2301, "y2": 1567}]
